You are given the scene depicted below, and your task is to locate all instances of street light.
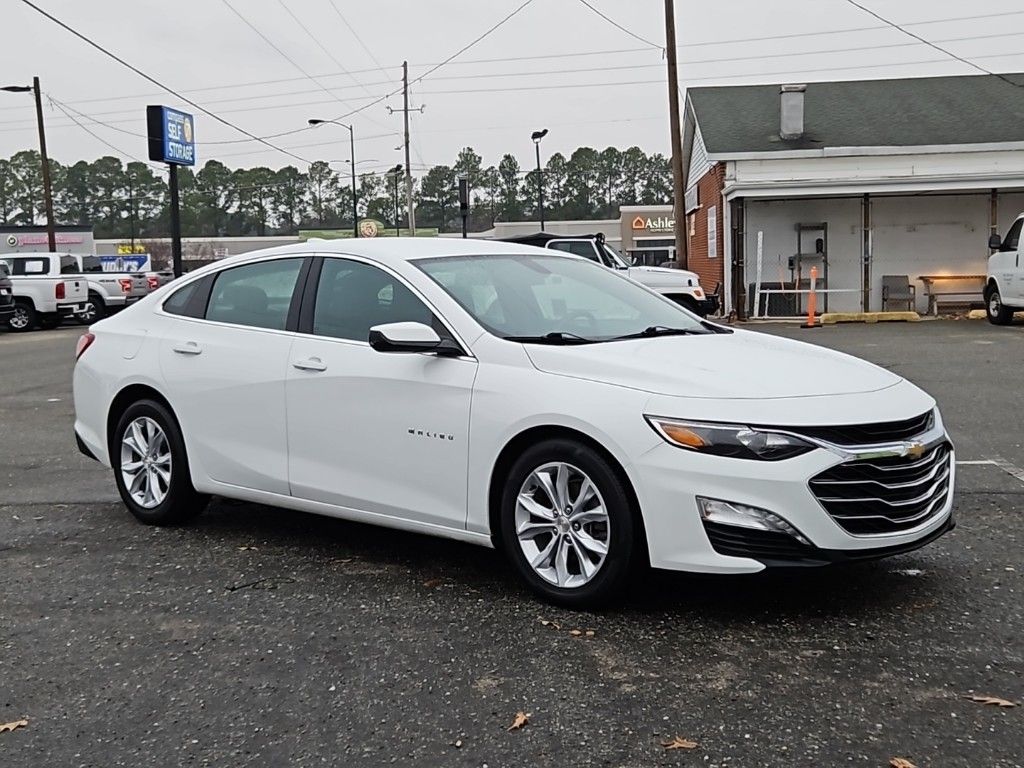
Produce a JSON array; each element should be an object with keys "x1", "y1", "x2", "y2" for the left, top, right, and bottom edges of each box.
[
  {"x1": 531, "y1": 128, "x2": 548, "y2": 232},
  {"x1": 309, "y1": 118, "x2": 358, "y2": 237},
  {"x1": 3, "y1": 77, "x2": 56, "y2": 251},
  {"x1": 389, "y1": 164, "x2": 403, "y2": 237}
]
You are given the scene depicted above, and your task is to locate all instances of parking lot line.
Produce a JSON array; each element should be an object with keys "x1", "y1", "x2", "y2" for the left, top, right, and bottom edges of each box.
[{"x1": 956, "y1": 458, "x2": 1024, "y2": 486}]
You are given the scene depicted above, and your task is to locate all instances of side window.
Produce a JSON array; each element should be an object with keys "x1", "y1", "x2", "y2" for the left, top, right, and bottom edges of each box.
[
  {"x1": 206, "y1": 258, "x2": 303, "y2": 330},
  {"x1": 163, "y1": 276, "x2": 213, "y2": 318},
  {"x1": 10, "y1": 258, "x2": 47, "y2": 276},
  {"x1": 548, "y1": 240, "x2": 600, "y2": 261},
  {"x1": 60, "y1": 256, "x2": 78, "y2": 274},
  {"x1": 1003, "y1": 218, "x2": 1023, "y2": 252},
  {"x1": 312, "y1": 258, "x2": 437, "y2": 342}
]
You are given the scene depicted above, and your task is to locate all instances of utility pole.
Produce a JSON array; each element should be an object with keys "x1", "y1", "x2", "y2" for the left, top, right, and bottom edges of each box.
[
  {"x1": 664, "y1": 0, "x2": 688, "y2": 269},
  {"x1": 389, "y1": 62, "x2": 424, "y2": 236},
  {"x1": 127, "y1": 169, "x2": 136, "y2": 250},
  {"x1": 1, "y1": 77, "x2": 55, "y2": 250}
]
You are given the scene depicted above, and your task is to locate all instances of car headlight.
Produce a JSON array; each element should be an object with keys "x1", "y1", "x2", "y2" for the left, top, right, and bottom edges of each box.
[{"x1": 645, "y1": 416, "x2": 815, "y2": 461}]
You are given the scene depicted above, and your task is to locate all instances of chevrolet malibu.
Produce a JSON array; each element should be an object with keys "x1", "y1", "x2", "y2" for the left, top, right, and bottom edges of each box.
[{"x1": 73, "y1": 240, "x2": 954, "y2": 606}]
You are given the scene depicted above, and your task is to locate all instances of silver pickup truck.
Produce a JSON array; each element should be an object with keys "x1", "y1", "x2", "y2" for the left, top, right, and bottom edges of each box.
[{"x1": 71, "y1": 254, "x2": 150, "y2": 323}]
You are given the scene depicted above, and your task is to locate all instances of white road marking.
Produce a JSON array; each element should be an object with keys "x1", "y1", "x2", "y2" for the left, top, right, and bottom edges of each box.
[
  {"x1": 46, "y1": 398, "x2": 61, "y2": 403},
  {"x1": 956, "y1": 458, "x2": 1024, "y2": 486}
]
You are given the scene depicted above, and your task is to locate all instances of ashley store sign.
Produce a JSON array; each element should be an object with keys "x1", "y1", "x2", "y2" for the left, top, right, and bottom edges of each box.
[{"x1": 631, "y1": 215, "x2": 674, "y2": 233}]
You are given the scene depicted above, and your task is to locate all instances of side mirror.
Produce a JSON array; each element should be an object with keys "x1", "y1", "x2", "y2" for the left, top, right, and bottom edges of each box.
[
  {"x1": 988, "y1": 233, "x2": 1003, "y2": 250},
  {"x1": 368, "y1": 321, "x2": 446, "y2": 353}
]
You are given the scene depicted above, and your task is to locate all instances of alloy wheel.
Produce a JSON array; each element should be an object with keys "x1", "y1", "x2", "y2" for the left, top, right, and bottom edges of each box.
[
  {"x1": 9, "y1": 307, "x2": 29, "y2": 330},
  {"x1": 81, "y1": 300, "x2": 98, "y2": 323},
  {"x1": 515, "y1": 461, "x2": 610, "y2": 588},
  {"x1": 120, "y1": 416, "x2": 172, "y2": 509},
  {"x1": 989, "y1": 292, "x2": 1001, "y2": 316}
]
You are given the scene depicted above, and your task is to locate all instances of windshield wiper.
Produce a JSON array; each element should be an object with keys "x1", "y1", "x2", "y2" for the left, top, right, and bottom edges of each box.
[
  {"x1": 504, "y1": 331, "x2": 596, "y2": 345},
  {"x1": 609, "y1": 325, "x2": 709, "y2": 341}
]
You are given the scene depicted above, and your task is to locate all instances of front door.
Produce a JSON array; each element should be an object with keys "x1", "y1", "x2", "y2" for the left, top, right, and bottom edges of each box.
[
  {"x1": 158, "y1": 256, "x2": 307, "y2": 495},
  {"x1": 285, "y1": 256, "x2": 477, "y2": 528}
]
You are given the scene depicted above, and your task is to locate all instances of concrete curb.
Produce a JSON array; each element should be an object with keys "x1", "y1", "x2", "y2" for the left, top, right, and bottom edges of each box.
[{"x1": 820, "y1": 311, "x2": 920, "y2": 324}]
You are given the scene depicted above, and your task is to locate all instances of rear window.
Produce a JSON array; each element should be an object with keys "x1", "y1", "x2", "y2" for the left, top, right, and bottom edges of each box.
[
  {"x1": 163, "y1": 275, "x2": 213, "y2": 318},
  {"x1": 60, "y1": 255, "x2": 78, "y2": 274},
  {"x1": 5, "y1": 257, "x2": 49, "y2": 276}
]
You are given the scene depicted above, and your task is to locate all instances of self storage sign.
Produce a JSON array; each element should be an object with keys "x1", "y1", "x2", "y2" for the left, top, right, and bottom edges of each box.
[{"x1": 146, "y1": 105, "x2": 195, "y2": 166}]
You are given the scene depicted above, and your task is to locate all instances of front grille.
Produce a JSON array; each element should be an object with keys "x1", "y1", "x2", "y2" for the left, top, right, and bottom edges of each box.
[
  {"x1": 778, "y1": 410, "x2": 933, "y2": 446},
  {"x1": 810, "y1": 443, "x2": 952, "y2": 535}
]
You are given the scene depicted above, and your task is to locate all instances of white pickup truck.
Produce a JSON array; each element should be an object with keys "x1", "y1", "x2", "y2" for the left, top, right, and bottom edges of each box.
[
  {"x1": 985, "y1": 214, "x2": 1023, "y2": 325},
  {"x1": 500, "y1": 232, "x2": 718, "y2": 316},
  {"x1": 70, "y1": 254, "x2": 151, "y2": 323},
  {"x1": 0, "y1": 253, "x2": 88, "y2": 331}
]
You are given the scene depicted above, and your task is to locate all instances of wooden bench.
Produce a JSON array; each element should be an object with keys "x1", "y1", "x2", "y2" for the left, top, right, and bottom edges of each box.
[{"x1": 918, "y1": 274, "x2": 986, "y2": 316}]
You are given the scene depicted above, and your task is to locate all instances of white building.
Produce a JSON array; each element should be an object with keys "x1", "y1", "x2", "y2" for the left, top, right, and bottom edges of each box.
[{"x1": 682, "y1": 72, "x2": 1024, "y2": 316}]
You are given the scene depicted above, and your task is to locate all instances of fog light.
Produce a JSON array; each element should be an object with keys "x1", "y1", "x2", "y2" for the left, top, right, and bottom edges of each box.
[{"x1": 697, "y1": 497, "x2": 811, "y2": 545}]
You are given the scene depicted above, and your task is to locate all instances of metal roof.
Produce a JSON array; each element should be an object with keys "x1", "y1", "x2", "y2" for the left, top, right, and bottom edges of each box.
[{"x1": 688, "y1": 72, "x2": 1024, "y2": 154}]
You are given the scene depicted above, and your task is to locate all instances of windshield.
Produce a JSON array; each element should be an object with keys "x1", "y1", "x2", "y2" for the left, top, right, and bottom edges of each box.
[
  {"x1": 602, "y1": 244, "x2": 630, "y2": 269},
  {"x1": 415, "y1": 253, "x2": 709, "y2": 342}
]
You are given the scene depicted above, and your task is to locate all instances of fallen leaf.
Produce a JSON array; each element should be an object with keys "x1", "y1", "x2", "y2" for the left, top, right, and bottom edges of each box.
[
  {"x1": 569, "y1": 629, "x2": 582, "y2": 637},
  {"x1": 238, "y1": 545, "x2": 257, "y2": 551},
  {"x1": 965, "y1": 695, "x2": 1018, "y2": 708},
  {"x1": 422, "y1": 578, "x2": 443, "y2": 589},
  {"x1": 0, "y1": 719, "x2": 28, "y2": 734},
  {"x1": 890, "y1": 758, "x2": 917, "y2": 768},
  {"x1": 585, "y1": 630, "x2": 595, "y2": 637},
  {"x1": 661, "y1": 736, "x2": 698, "y2": 750},
  {"x1": 507, "y1": 711, "x2": 531, "y2": 731},
  {"x1": 539, "y1": 619, "x2": 560, "y2": 630}
]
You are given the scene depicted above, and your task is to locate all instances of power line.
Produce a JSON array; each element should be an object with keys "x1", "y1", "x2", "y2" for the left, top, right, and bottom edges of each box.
[
  {"x1": 326, "y1": 0, "x2": 393, "y2": 82},
  {"x1": 220, "y1": 0, "x2": 365, "y2": 113},
  {"x1": 575, "y1": 0, "x2": 663, "y2": 50},
  {"x1": 16, "y1": 0, "x2": 314, "y2": 165},
  {"x1": 842, "y1": 0, "x2": 1024, "y2": 88},
  {"x1": 48, "y1": 97, "x2": 162, "y2": 172}
]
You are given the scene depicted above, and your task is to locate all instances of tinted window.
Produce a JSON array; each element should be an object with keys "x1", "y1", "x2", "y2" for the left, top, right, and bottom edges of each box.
[
  {"x1": 206, "y1": 259, "x2": 303, "y2": 330},
  {"x1": 79, "y1": 256, "x2": 104, "y2": 273},
  {"x1": 312, "y1": 258, "x2": 436, "y2": 342},
  {"x1": 163, "y1": 279, "x2": 202, "y2": 317},
  {"x1": 1003, "y1": 218, "x2": 1023, "y2": 252},
  {"x1": 548, "y1": 240, "x2": 599, "y2": 261},
  {"x1": 0, "y1": 263, "x2": 9, "y2": 278},
  {"x1": 60, "y1": 256, "x2": 78, "y2": 274},
  {"x1": 6, "y1": 258, "x2": 48, "y2": 276}
]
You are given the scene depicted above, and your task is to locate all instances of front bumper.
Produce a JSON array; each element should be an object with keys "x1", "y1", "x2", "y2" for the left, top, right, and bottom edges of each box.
[{"x1": 631, "y1": 426, "x2": 955, "y2": 574}]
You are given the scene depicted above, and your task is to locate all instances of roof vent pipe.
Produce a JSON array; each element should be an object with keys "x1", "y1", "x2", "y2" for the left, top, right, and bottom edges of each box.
[{"x1": 779, "y1": 84, "x2": 806, "y2": 140}]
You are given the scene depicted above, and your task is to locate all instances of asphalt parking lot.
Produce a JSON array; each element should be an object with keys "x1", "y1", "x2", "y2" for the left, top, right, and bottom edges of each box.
[{"x1": 2, "y1": 320, "x2": 1022, "y2": 767}]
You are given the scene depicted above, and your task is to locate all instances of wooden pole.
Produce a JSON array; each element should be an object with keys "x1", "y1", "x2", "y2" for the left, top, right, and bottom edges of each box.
[{"x1": 664, "y1": 0, "x2": 688, "y2": 269}]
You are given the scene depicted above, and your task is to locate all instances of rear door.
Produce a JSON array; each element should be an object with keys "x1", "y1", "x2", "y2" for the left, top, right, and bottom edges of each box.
[{"x1": 158, "y1": 256, "x2": 310, "y2": 495}]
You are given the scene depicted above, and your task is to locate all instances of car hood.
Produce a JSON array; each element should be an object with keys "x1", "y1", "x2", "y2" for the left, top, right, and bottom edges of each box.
[
  {"x1": 523, "y1": 329, "x2": 903, "y2": 400},
  {"x1": 627, "y1": 265, "x2": 699, "y2": 288}
]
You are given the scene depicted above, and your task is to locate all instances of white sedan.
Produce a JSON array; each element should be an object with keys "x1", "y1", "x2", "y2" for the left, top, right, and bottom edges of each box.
[{"x1": 73, "y1": 239, "x2": 954, "y2": 606}]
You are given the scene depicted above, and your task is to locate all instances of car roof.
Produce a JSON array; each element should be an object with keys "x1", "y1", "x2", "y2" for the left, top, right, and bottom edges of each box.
[{"x1": 212, "y1": 237, "x2": 556, "y2": 268}]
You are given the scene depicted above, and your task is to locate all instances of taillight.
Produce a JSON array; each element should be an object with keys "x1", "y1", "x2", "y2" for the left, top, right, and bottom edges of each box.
[
  {"x1": 147, "y1": 276, "x2": 159, "y2": 291},
  {"x1": 55, "y1": 282, "x2": 65, "y2": 300},
  {"x1": 119, "y1": 278, "x2": 133, "y2": 294},
  {"x1": 75, "y1": 332, "x2": 95, "y2": 359}
]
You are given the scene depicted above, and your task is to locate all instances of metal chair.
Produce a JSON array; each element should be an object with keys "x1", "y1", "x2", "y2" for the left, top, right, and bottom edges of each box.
[{"x1": 881, "y1": 275, "x2": 916, "y2": 312}]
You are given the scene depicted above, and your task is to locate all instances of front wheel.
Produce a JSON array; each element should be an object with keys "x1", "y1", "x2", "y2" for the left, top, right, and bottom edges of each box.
[
  {"x1": 985, "y1": 285, "x2": 1014, "y2": 325},
  {"x1": 499, "y1": 439, "x2": 638, "y2": 607},
  {"x1": 111, "y1": 399, "x2": 209, "y2": 525}
]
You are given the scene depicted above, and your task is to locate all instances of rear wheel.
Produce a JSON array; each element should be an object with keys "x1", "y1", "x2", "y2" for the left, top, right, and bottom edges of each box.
[
  {"x1": 7, "y1": 300, "x2": 36, "y2": 332},
  {"x1": 499, "y1": 439, "x2": 638, "y2": 607},
  {"x1": 111, "y1": 399, "x2": 209, "y2": 525},
  {"x1": 985, "y1": 284, "x2": 1014, "y2": 325},
  {"x1": 78, "y1": 292, "x2": 105, "y2": 324}
]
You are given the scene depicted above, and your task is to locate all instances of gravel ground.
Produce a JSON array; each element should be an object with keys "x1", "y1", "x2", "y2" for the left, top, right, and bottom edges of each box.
[{"x1": 1, "y1": 320, "x2": 1021, "y2": 767}]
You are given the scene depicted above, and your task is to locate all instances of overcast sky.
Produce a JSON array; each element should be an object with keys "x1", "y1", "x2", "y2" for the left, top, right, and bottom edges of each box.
[{"x1": 1, "y1": 0, "x2": 1022, "y2": 177}]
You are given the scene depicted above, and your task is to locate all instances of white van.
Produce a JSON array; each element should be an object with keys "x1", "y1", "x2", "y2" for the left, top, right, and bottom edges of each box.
[{"x1": 985, "y1": 214, "x2": 1024, "y2": 324}]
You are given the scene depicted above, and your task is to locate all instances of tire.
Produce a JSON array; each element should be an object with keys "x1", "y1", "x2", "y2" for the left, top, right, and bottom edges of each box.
[
  {"x1": 985, "y1": 284, "x2": 1014, "y2": 325},
  {"x1": 111, "y1": 398, "x2": 209, "y2": 525},
  {"x1": 7, "y1": 300, "x2": 36, "y2": 332},
  {"x1": 499, "y1": 438, "x2": 638, "y2": 607},
  {"x1": 79, "y1": 292, "x2": 105, "y2": 324},
  {"x1": 38, "y1": 313, "x2": 62, "y2": 330}
]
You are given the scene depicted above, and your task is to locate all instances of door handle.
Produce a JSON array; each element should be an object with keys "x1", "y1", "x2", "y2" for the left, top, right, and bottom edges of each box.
[
  {"x1": 172, "y1": 342, "x2": 202, "y2": 355},
  {"x1": 292, "y1": 357, "x2": 327, "y2": 372}
]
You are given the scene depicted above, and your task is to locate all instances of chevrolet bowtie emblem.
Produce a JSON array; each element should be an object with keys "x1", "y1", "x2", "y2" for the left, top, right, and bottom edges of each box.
[{"x1": 905, "y1": 442, "x2": 926, "y2": 459}]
